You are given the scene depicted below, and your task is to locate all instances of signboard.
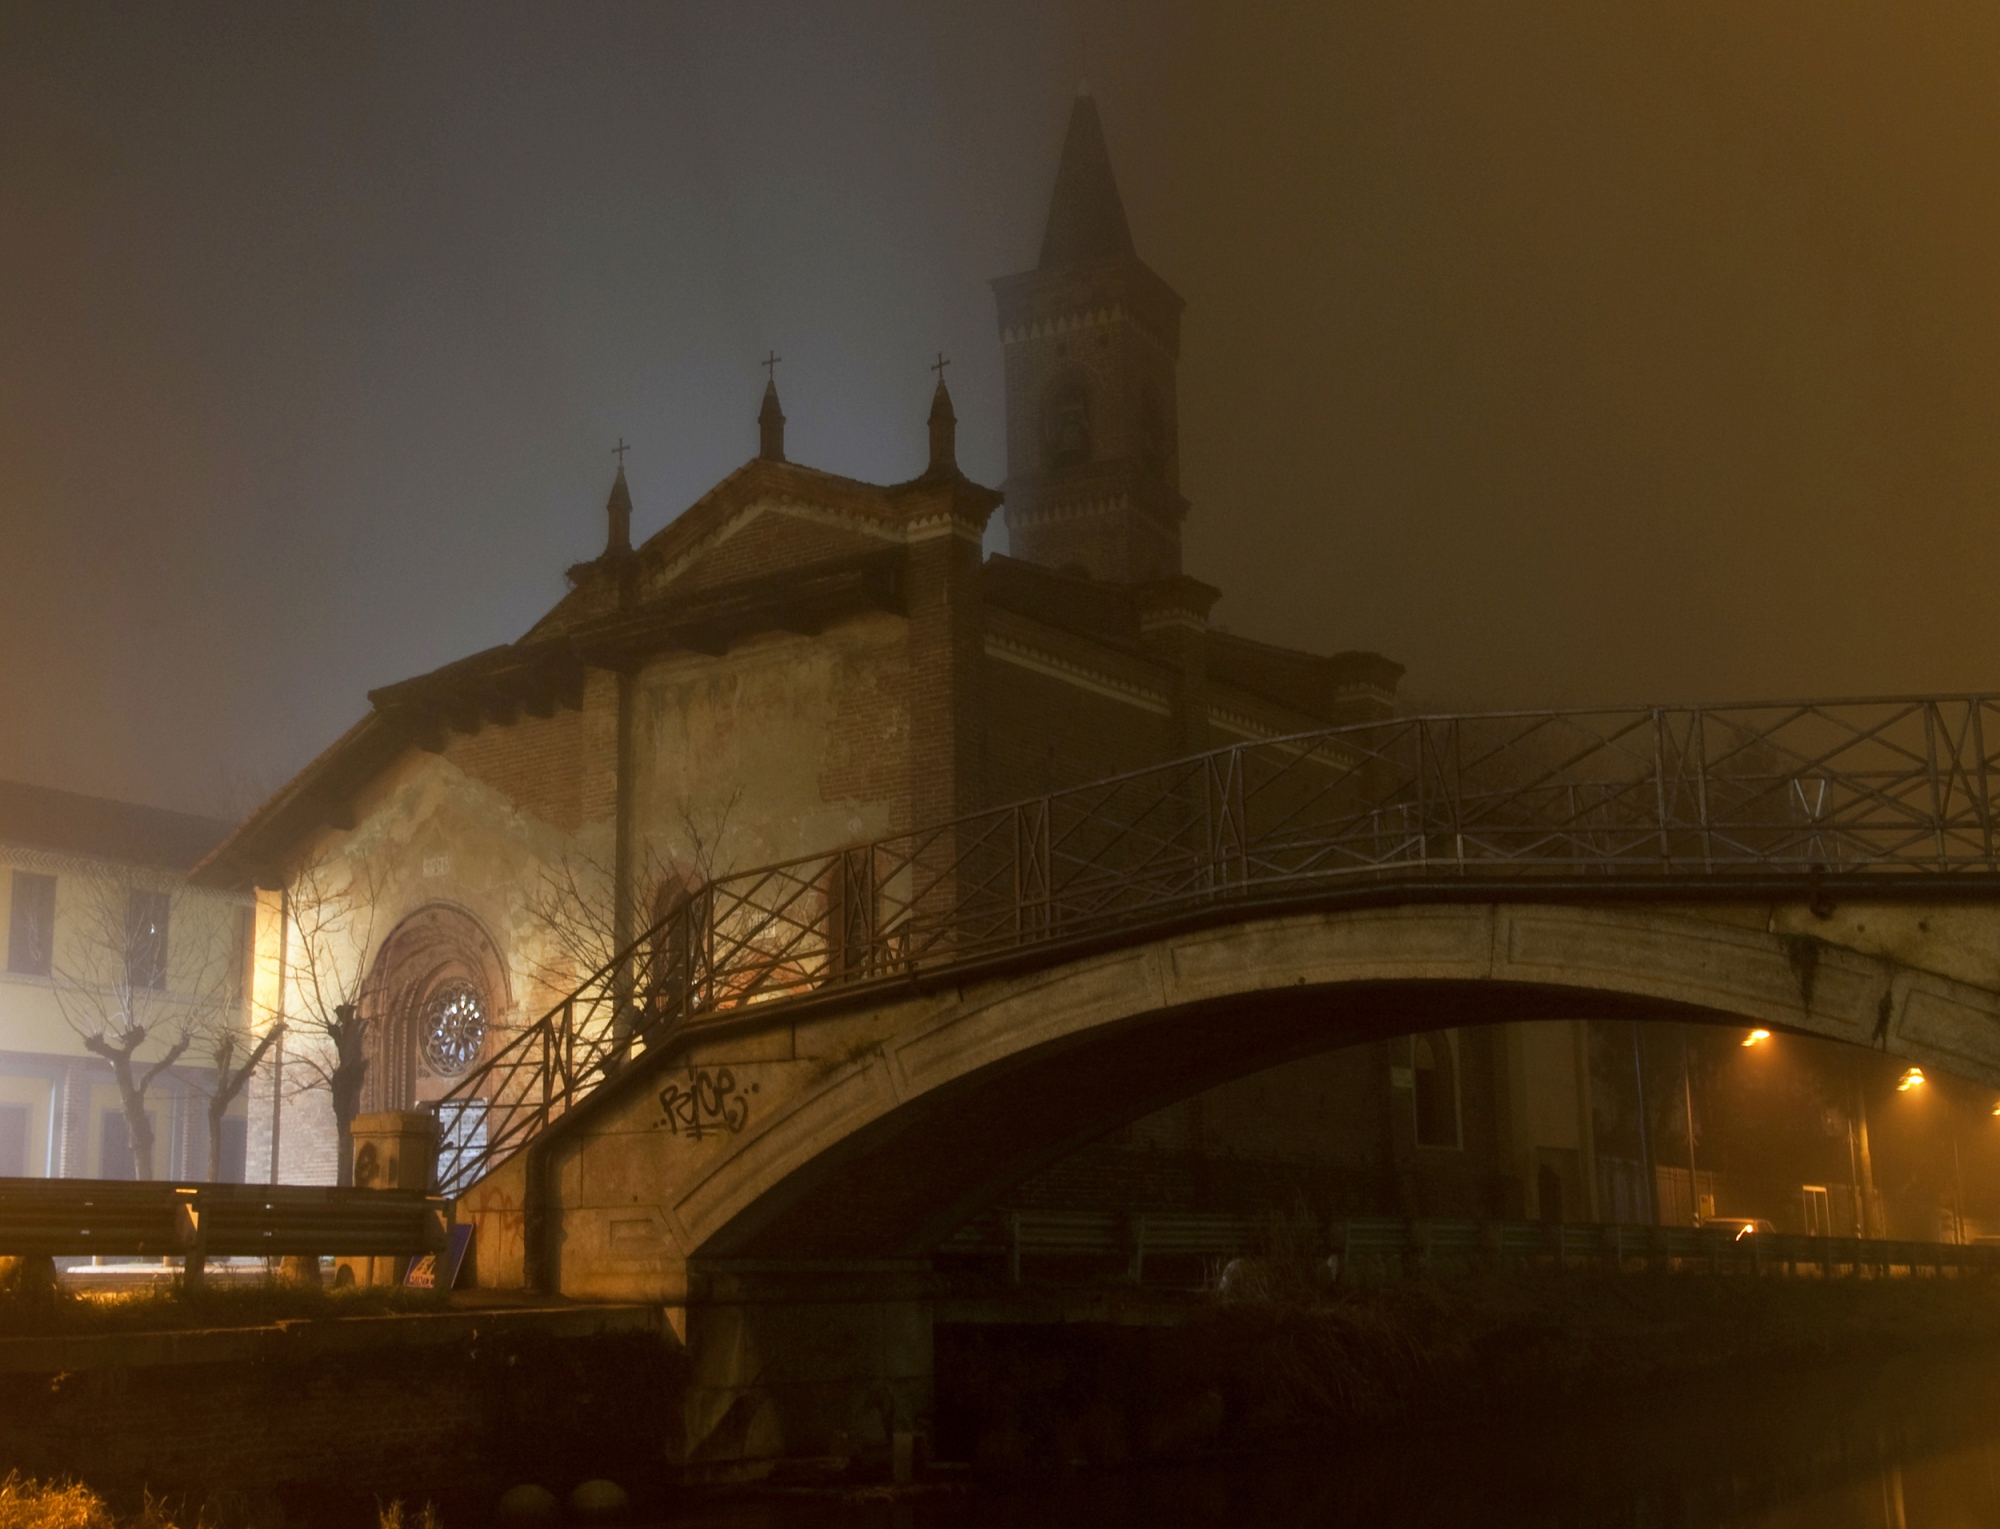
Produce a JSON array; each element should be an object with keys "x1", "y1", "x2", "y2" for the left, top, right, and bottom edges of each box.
[{"x1": 404, "y1": 1222, "x2": 473, "y2": 1290}]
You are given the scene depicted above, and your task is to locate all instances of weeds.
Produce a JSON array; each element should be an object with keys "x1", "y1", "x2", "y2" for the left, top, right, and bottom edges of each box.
[
  {"x1": 0, "y1": 1280, "x2": 446, "y2": 1340},
  {"x1": 0, "y1": 1477, "x2": 440, "y2": 1529}
]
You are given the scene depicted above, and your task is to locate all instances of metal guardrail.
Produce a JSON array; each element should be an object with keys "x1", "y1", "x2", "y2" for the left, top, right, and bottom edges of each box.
[
  {"x1": 435, "y1": 695, "x2": 2000, "y2": 1195},
  {"x1": 0, "y1": 1178, "x2": 449, "y2": 1287},
  {"x1": 941, "y1": 1208, "x2": 2000, "y2": 1284}
]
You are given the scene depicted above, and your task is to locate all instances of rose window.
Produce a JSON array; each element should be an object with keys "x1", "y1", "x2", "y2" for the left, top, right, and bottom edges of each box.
[{"x1": 421, "y1": 979, "x2": 487, "y2": 1075}]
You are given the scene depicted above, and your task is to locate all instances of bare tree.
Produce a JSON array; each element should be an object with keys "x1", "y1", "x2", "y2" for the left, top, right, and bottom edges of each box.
[
  {"x1": 48, "y1": 872, "x2": 238, "y2": 1179},
  {"x1": 524, "y1": 788, "x2": 742, "y2": 996},
  {"x1": 522, "y1": 790, "x2": 743, "y2": 1067},
  {"x1": 673, "y1": 787, "x2": 743, "y2": 888},
  {"x1": 190, "y1": 1015, "x2": 284, "y2": 1181},
  {"x1": 524, "y1": 846, "x2": 625, "y2": 1001},
  {"x1": 275, "y1": 851, "x2": 387, "y2": 1186}
]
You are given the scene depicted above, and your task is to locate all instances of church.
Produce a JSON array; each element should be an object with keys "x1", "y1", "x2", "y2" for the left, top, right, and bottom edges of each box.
[{"x1": 199, "y1": 96, "x2": 1599, "y2": 1226}]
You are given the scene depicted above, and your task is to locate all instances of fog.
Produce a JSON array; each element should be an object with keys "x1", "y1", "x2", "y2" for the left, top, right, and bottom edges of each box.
[{"x1": 5, "y1": 3, "x2": 1999, "y2": 814}]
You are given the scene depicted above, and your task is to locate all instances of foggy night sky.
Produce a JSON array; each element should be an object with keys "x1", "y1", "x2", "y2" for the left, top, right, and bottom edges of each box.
[{"x1": 5, "y1": 3, "x2": 2000, "y2": 818}]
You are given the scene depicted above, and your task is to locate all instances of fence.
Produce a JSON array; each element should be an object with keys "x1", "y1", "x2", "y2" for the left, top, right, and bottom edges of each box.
[
  {"x1": 939, "y1": 1207, "x2": 2000, "y2": 1285},
  {"x1": 0, "y1": 1178, "x2": 449, "y2": 1287},
  {"x1": 434, "y1": 695, "x2": 2000, "y2": 1195}
]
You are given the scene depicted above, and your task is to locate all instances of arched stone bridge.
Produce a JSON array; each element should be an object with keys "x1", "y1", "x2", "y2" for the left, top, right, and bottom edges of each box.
[
  {"x1": 439, "y1": 697, "x2": 2000, "y2": 1476},
  {"x1": 462, "y1": 889, "x2": 2000, "y2": 1300}
]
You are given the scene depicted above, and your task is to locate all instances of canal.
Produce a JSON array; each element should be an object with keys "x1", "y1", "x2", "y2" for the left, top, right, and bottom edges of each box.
[{"x1": 668, "y1": 1346, "x2": 2000, "y2": 1527}]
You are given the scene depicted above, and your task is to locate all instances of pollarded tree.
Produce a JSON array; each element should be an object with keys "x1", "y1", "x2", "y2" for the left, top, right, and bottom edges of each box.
[
  {"x1": 189, "y1": 1012, "x2": 284, "y2": 1181},
  {"x1": 47, "y1": 871, "x2": 241, "y2": 1180},
  {"x1": 275, "y1": 850, "x2": 387, "y2": 1186}
]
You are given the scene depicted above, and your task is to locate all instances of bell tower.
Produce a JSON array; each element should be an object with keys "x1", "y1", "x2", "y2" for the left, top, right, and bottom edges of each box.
[{"x1": 992, "y1": 94, "x2": 1188, "y2": 584}]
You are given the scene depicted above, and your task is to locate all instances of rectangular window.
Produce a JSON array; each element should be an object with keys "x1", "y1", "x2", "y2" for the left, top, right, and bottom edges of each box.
[
  {"x1": 100, "y1": 1109, "x2": 153, "y2": 1180},
  {"x1": 125, "y1": 888, "x2": 170, "y2": 991},
  {"x1": 0, "y1": 1104, "x2": 28, "y2": 1177},
  {"x1": 7, "y1": 871, "x2": 55, "y2": 976},
  {"x1": 216, "y1": 1116, "x2": 247, "y2": 1183},
  {"x1": 1802, "y1": 1184, "x2": 1831, "y2": 1237}
]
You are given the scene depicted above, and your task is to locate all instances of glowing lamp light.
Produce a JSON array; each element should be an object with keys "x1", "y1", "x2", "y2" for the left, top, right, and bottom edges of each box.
[
  {"x1": 1898, "y1": 1067, "x2": 1926, "y2": 1092},
  {"x1": 1742, "y1": 1029, "x2": 1771, "y2": 1047}
]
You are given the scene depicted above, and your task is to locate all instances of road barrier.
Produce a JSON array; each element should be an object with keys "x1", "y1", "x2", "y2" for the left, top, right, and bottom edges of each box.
[
  {"x1": 0, "y1": 1178, "x2": 450, "y2": 1287},
  {"x1": 941, "y1": 1208, "x2": 2000, "y2": 1284}
]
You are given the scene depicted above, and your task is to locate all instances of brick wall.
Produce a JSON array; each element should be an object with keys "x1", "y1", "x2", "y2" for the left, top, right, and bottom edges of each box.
[
  {"x1": 444, "y1": 708, "x2": 587, "y2": 835},
  {"x1": 666, "y1": 510, "x2": 883, "y2": 596},
  {"x1": 981, "y1": 659, "x2": 1174, "y2": 808}
]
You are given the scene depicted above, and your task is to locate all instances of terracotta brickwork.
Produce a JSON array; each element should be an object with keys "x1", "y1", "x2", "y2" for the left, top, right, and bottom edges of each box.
[
  {"x1": 444, "y1": 708, "x2": 585, "y2": 834},
  {"x1": 666, "y1": 506, "x2": 888, "y2": 597}
]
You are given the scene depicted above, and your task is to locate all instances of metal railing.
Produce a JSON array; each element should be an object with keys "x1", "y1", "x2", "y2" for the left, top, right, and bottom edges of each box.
[
  {"x1": 941, "y1": 1208, "x2": 2000, "y2": 1284},
  {"x1": 434, "y1": 695, "x2": 2000, "y2": 1195}
]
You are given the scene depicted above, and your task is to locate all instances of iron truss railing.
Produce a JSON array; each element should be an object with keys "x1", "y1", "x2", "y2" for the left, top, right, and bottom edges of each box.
[{"x1": 433, "y1": 695, "x2": 2000, "y2": 1195}]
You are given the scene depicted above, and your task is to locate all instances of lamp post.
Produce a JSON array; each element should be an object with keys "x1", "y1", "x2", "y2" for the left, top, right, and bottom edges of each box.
[
  {"x1": 1681, "y1": 1028, "x2": 1701, "y2": 1226},
  {"x1": 1895, "y1": 1067, "x2": 1966, "y2": 1244}
]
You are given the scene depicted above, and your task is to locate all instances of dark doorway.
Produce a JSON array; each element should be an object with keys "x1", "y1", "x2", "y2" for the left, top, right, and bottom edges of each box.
[{"x1": 1538, "y1": 1163, "x2": 1564, "y2": 1225}]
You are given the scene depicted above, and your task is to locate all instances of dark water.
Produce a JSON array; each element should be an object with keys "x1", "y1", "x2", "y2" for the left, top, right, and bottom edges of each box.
[{"x1": 667, "y1": 1349, "x2": 2000, "y2": 1527}]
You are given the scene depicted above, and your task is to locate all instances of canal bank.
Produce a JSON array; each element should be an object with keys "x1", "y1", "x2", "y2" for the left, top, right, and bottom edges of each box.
[
  {"x1": 928, "y1": 1266, "x2": 2000, "y2": 1475},
  {"x1": 9, "y1": 1265, "x2": 2000, "y2": 1524},
  {"x1": 0, "y1": 1294, "x2": 678, "y2": 1526}
]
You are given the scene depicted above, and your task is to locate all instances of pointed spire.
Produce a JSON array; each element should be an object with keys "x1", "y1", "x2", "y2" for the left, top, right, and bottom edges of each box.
[
  {"x1": 757, "y1": 350, "x2": 786, "y2": 461},
  {"x1": 1037, "y1": 94, "x2": 1133, "y2": 270},
  {"x1": 604, "y1": 462, "x2": 632, "y2": 556},
  {"x1": 926, "y1": 353, "x2": 956, "y2": 474},
  {"x1": 758, "y1": 379, "x2": 786, "y2": 462}
]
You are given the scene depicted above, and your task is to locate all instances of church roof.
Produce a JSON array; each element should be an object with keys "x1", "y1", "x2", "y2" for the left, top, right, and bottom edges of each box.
[{"x1": 1038, "y1": 94, "x2": 1134, "y2": 269}]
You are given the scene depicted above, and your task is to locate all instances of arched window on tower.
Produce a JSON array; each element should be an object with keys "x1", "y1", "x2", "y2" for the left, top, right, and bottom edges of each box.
[
  {"x1": 1041, "y1": 376, "x2": 1093, "y2": 470},
  {"x1": 1140, "y1": 389, "x2": 1168, "y2": 480},
  {"x1": 1412, "y1": 1030, "x2": 1460, "y2": 1149}
]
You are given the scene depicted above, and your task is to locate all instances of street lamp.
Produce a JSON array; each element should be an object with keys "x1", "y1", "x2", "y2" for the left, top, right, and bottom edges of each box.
[
  {"x1": 1894, "y1": 1065, "x2": 1968, "y2": 1243},
  {"x1": 1742, "y1": 1029, "x2": 1771, "y2": 1047}
]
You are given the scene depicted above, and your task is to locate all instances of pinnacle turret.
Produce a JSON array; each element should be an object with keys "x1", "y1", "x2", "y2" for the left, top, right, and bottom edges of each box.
[
  {"x1": 604, "y1": 462, "x2": 632, "y2": 556},
  {"x1": 758, "y1": 379, "x2": 786, "y2": 462},
  {"x1": 926, "y1": 362, "x2": 957, "y2": 475}
]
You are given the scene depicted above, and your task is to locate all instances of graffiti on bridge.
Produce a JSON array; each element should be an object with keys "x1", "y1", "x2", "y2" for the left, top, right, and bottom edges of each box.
[{"x1": 658, "y1": 1067, "x2": 752, "y2": 1139}]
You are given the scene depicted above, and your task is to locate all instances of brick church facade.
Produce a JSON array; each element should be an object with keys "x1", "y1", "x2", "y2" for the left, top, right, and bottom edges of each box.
[{"x1": 200, "y1": 96, "x2": 1598, "y2": 1224}]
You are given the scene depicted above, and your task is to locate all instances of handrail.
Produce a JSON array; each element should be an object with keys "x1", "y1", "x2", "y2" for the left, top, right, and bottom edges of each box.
[
  {"x1": 942, "y1": 1208, "x2": 2000, "y2": 1283},
  {"x1": 433, "y1": 695, "x2": 2000, "y2": 1195}
]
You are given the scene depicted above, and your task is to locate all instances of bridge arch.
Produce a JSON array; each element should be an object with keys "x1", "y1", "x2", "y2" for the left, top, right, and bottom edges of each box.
[{"x1": 582, "y1": 898, "x2": 2000, "y2": 1270}]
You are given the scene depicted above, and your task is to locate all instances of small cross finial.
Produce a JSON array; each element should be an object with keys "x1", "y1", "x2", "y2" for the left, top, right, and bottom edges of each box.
[
  {"x1": 931, "y1": 351, "x2": 951, "y2": 384},
  {"x1": 612, "y1": 438, "x2": 630, "y2": 468},
  {"x1": 762, "y1": 350, "x2": 782, "y2": 384}
]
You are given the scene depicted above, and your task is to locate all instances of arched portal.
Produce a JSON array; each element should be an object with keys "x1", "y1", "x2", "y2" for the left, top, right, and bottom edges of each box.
[{"x1": 359, "y1": 903, "x2": 509, "y2": 1113}]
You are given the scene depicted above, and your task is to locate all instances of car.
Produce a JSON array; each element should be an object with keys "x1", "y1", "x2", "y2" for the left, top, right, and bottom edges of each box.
[{"x1": 1701, "y1": 1216, "x2": 1778, "y2": 1240}]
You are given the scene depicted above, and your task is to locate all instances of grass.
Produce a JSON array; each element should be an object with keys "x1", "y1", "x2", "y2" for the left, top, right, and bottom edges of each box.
[
  {"x1": 0, "y1": 1280, "x2": 449, "y2": 1341},
  {"x1": 0, "y1": 1475, "x2": 440, "y2": 1529}
]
